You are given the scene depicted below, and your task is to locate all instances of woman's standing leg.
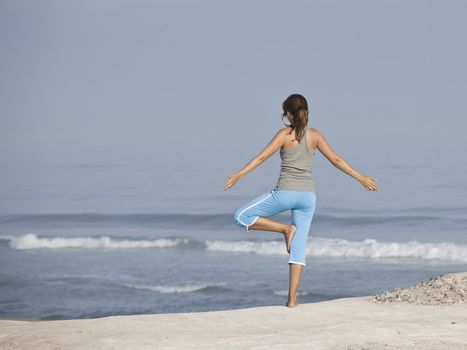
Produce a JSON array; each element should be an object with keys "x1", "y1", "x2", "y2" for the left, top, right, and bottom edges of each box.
[
  {"x1": 233, "y1": 189, "x2": 316, "y2": 307},
  {"x1": 287, "y1": 192, "x2": 317, "y2": 307},
  {"x1": 288, "y1": 263, "x2": 304, "y2": 307}
]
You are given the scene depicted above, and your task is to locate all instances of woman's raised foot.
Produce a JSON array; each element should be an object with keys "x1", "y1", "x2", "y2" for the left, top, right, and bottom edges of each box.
[{"x1": 284, "y1": 224, "x2": 296, "y2": 253}]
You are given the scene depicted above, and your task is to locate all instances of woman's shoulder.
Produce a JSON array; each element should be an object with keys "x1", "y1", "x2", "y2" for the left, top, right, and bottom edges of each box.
[
  {"x1": 278, "y1": 127, "x2": 294, "y2": 135},
  {"x1": 309, "y1": 127, "x2": 319, "y2": 132},
  {"x1": 309, "y1": 127, "x2": 322, "y2": 137}
]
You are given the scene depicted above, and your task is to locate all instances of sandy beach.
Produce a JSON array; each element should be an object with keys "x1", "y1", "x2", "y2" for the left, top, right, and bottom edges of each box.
[{"x1": 1, "y1": 272, "x2": 466, "y2": 350}]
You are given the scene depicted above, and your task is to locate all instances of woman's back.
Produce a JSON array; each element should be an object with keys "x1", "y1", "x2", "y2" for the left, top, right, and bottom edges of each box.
[{"x1": 275, "y1": 127, "x2": 317, "y2": 194}]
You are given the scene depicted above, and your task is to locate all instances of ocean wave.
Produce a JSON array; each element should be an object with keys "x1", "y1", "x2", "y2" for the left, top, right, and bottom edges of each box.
[
  {"x1": 273, "y1": 290, "x2": 313, "y2": 297},
  {"x1": 2, "y1": 233, "x2": 467, "y2": 263},
  {"x1": 206, "y1": 240, "x2": 285, "y2": 255},
  {"x1": 0, "y1": 233, "x2": 191, "y2": 250},
  {"x1": 121, "y1": 283, "x2": 226, "y2": 294},
  {"x1": 311, "y1": 237, "x2": 467, "y2": 262},
  {"x1": 206, "y1": 237, "x2": 467, "y2": 263}
]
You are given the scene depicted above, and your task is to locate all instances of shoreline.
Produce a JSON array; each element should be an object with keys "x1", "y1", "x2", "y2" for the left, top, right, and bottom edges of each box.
[{"x1": 1, "y1": 272, "x2": 466, "y2": 350}]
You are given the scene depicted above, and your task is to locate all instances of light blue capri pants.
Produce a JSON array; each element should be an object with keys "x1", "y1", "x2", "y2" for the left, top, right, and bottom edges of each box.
[{"x1": 233, "y1": 189, "x2": 317, "y2": 266}]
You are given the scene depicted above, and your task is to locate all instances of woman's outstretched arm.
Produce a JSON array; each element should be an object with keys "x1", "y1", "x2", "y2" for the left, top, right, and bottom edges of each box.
[
  {"x1": 314, "y1": 128, "x2": 379, "y2": 191},
  {"x1": 223, "y1": 129, "x2": 285, "y2": 191}
]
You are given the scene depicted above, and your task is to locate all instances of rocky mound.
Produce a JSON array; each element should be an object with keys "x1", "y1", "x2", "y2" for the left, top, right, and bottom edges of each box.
[{"x1": 370, "y1": 271, "x2": 467, "y2": 305}]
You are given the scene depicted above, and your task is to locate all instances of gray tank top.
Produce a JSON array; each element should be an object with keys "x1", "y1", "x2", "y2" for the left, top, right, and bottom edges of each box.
[{"x1": 274, "y1": 127, "x2": 316, "y2": 194}]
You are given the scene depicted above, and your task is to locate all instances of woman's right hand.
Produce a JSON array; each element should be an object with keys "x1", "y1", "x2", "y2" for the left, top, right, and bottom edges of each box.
[
  {"x1": 359, "y1": 175, "x2": 379, "y2": 191},
  {"x1": 224, "y1": 173, "x2": 241, "y2": 191}
]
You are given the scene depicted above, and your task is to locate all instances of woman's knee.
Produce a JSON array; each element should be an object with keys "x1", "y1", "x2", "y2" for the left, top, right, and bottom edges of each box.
[
  {"x1": 233, "y1": 208, "x2": 256, "y2": 230},
  {"x1": 233, "y1": 190, "x2": 275, "y2": 230}
]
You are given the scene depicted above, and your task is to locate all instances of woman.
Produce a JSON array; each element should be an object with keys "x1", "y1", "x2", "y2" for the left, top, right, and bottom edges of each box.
[{"x1": 223, "y1": 93, "x2": 379, "y2": 308}]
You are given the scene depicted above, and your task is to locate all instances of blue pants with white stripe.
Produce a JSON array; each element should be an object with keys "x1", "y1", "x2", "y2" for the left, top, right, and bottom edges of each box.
[{"x1": 233, "y1": 188, "x2": 317, "y2": 266}]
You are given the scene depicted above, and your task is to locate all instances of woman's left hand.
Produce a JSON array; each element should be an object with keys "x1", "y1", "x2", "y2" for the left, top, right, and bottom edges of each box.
[
  {"x1": 359, "y1": 175, "x2": 379, "y2": 191},
  {"x1": 224, "y1": 173, "x2": 241, "y2": 191}
]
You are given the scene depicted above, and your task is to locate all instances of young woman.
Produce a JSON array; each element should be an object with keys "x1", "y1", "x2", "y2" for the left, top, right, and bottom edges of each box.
[{"x1": 223, "y1": 93, "x2": 379, "y2": 308}]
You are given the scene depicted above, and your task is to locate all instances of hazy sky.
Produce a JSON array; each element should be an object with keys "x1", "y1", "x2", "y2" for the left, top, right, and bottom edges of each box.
[{"x1": 1, "y1": 0, "x2": 466, "y2": 168}]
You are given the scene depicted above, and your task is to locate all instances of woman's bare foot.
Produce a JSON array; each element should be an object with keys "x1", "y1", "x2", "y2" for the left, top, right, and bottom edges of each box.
[
  {"x1": 286, "y1": 299, "x2": 298, "y2": 308},
  {"x1": 284, "y1": 224, "x2": 296, "y2": 253}
]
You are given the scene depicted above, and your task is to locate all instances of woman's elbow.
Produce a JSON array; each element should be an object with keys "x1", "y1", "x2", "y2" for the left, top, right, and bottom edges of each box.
[{"x1": 331, "y1": 156, "x2": 343, "y2": 167}]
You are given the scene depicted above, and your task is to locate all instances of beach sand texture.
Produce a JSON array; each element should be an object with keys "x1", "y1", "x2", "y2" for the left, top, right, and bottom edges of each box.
[{"x1": 1, "y1": 272, "x2": 466, "y2": 350}]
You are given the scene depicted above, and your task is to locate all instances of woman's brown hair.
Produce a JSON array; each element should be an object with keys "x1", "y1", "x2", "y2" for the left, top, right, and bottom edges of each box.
[{"x1": 281, "y1": 94, "x2": 309, "y2": 143}]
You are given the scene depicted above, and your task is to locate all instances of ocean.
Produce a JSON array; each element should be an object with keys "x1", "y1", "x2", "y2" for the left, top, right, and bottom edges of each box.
[{"x1": 0, "y1": 157, "x2": 466, "y2": 320}]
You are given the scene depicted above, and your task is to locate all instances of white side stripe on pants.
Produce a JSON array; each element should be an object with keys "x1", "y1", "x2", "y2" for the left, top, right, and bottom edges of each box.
[{"x1": 236, "y1": 193, "x2": 272, "y2": 231}]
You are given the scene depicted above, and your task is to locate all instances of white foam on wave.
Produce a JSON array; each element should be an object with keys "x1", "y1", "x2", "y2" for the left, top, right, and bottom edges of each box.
[
  {"x1": 1, "y1": 233, "x2": 188, "y2": 250},
  {"x1": 122, "y1": 283, "x2": 211, "y2": 294},
  {"x1": 273, "y1": 290, "x2": 311, "y2": 297},
  {"x1": 206, "y1": 240, "x2": 285, "y2": 255},
  {"x1": 206, "y1": 237, "x2": 467, "y2": 263},
  {"x1": 2, "y1": 233, "x2": 467, "y2": 263}
]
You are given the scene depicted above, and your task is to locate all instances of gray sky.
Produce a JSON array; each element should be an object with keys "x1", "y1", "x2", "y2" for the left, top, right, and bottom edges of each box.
[{"x1": 1, "y1": 0, "x2": 466, "y2": 168}]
